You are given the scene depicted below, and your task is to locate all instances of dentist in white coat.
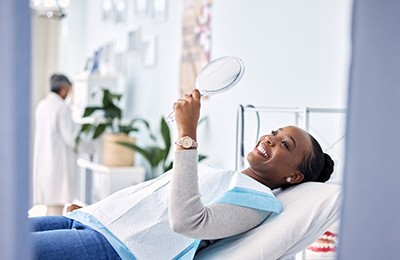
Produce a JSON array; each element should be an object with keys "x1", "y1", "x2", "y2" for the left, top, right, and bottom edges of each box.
[{"x1": 33, "y1": 74, "x2": 77, "y2": 215}]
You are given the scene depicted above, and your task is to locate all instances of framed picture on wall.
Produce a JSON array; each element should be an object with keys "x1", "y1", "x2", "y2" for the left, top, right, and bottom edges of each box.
[
  {"x1": 127, "y1": 27, "x2": 141, "y2": 52},
  {"x1": 114, "y1": 52, "x2": 124, "y2": 73},
  {"x1": 152, "y1": 0, "x2": 168, "y2": 21},
  {"x1": 114, "y1": 0, "x2": 127, "y2": 24},
  {"x1": 101, "y1": 0, "x2": 113, "y2": 21},
  {"x1": 102, "y1": 42, "x2": 113, "y2": 63},
  {"x1": 135, "y1": 0, "x2": 148, "y2": 16},
  {"x1": 142, "y1": 35, "x2": 157, "y2": 67}
]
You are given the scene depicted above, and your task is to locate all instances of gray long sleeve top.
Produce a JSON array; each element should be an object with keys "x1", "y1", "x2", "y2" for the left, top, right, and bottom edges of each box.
[{"x1": 169, "y1": 150, "x2": 272, "y2": 240}]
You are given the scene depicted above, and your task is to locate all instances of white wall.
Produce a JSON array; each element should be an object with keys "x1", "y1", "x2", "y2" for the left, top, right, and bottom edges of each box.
[{"x1": 64, "y1": 0, "x2": 351, "y2": 170}]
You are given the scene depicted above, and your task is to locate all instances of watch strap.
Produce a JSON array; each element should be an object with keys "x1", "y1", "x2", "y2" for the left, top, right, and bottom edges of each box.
[{"x1": 175, "y1": 136, "x2": 198, "y2": 149}]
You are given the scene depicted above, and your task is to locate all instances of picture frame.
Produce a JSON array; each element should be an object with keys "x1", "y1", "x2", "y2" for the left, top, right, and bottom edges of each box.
[
  {"x1": 152, "y1": 0, "x2": 168, "y2": 21},
  {"x1": 113, "y1": 0, "x2": 127, "y2": 24},
  {"x1": 102, "y1": 42, "x2": 113, "y2": 63},
  {"x1": 135, "y1": 0, "x2": 148, "y2": 16},
  {"x1": 141, "y1": 35, "x2": 157, "y2": 67},
  {"x1": 114, "y1": 52, "x2": 124, "y2": 73},
  {"x1": 127, "y1": 27, "x2": 141, "y2": 52},
  {"x1": 101, "y1": 0, "x2": 113, "y2": 21}
]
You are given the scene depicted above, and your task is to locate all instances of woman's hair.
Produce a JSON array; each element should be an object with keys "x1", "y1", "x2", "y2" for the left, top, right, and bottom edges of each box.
[
  {"x1": 298, "y1": 133, "x2": 335, "y2": 183},
  {"x1": 50, "y1": 74, "x2": 71, "y2": 93}
]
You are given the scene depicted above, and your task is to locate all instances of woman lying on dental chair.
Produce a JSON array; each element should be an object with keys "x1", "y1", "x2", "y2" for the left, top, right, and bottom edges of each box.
[{"x1": 30, "y1": 89, "x2": 334, "y2": 260}]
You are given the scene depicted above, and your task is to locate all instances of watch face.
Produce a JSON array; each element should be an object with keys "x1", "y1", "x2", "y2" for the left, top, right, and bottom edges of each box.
[{"x1": 181, "y1": 137, "x2": 193, "y2": 148}]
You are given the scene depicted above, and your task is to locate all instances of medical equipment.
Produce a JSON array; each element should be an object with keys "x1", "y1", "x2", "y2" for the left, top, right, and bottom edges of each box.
[{"x1": 167, "y1": 56, "x2": 245, "y2": 122}]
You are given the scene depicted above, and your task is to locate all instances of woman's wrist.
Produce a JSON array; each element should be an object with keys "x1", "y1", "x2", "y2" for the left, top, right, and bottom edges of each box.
[
  {"x1": 178, "y1": 133, "x2": 196, "y2": 140},
  {"x1": 177, "y1": 128, "x2": 197, "y2": 139},
  {"x1": 175, "y1": 135, "x2": 198, "y2": 150},
  {"x1": 177, "y1": 125, "x2": 197, "y2": 136}
]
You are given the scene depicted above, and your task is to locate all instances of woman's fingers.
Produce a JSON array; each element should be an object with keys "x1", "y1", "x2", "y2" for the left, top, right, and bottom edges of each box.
[
  {"x1": 174, "y1": 89, "x2": 201, "y2": 109},
  {"x1": 173, "y1": 90, "x2": 200, "y2": 117},
  {"x1": 172, "y1": 89, "x2": 201, "y2": 137},
  {"x1": 66, "y1": 204, "x2": 82, "y2": 212},
  {"x1": 191, "y1": 89, "x2": 201, "y2": 100}
]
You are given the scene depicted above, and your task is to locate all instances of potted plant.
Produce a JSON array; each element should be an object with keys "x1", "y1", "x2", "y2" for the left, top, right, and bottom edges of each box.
[
  {"x1": 118, "y1": 116, "x2": 207, "y2": 179},
  {"x1": 75, "y1": 88, "x2": 151, "y2": 166}
]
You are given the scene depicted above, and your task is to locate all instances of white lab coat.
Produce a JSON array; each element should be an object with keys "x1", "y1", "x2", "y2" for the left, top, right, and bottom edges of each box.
[{"x1": 33, "y1": 92, "x2": 77, "y2": 205}]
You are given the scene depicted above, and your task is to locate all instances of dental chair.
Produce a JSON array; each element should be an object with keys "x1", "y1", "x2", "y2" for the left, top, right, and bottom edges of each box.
[{"x1": 195, "y1": 181, "x2": 341, "y2": 259}]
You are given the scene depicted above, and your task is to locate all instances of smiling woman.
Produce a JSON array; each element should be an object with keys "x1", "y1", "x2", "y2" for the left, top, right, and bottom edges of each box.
[
  {"x1": 244, "y1": 126, "x2": 333, "y2": 190},
  {"x1": 28, "y1": 89, "x2": 335, "y2": 260},
  {"x1": 28, "y1": 1, "x2": 349, "y2": 259}
]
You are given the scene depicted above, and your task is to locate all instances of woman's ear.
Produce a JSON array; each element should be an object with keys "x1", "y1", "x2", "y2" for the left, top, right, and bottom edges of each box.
[{"x1": 289, "y1": 171, "x2": 304, "y2": 184}]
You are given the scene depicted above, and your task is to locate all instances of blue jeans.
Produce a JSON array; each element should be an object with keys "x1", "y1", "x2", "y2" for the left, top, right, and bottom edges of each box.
[{"x1": 30, "y1": 216, "x2": 122, "y2": 260}]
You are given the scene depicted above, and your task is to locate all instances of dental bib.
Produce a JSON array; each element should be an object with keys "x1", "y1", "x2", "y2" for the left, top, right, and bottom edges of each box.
[{"x1": 66, "y1": 165, "x2": 282, "y2": 260}]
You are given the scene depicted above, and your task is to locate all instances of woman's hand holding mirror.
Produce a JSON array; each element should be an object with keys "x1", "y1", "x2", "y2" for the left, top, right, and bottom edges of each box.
[{"x1": 167, "y1": 56, "x2": 245, "y2": 123}]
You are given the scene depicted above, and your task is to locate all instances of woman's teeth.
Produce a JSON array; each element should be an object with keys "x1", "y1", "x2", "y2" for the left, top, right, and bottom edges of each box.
[{"x1": 257, "y1": 145, "x2": 269, "y2": 158}]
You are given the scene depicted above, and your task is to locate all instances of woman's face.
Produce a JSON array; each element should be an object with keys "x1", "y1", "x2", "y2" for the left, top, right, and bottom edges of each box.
[{"x1": 244, "y1": 125, "x2": 313, "y2": 189}]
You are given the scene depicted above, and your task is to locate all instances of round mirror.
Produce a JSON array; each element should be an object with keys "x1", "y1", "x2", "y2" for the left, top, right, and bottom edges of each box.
[
  {"x1": 167, "y1": 56, "x2": 245, "y2": 122},
  {"x1": 196, "y1": 56, "x2": 245, "y2": 95}
]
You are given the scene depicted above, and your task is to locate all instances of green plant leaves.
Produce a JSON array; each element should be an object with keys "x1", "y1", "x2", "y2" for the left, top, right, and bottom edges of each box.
[
  {"x1": 93, "y1": 123, "x2": 107, "y2": 139},
  {"x1": 104, "y1": 105, "x2": 122, "y2": 120},
  {"x1": 102, "y1": 89, "x2": 122, "y2": 108},
  {"x1": 198, "y1": 154, "x2": 207, "y2": 162},
  {"x1": 160, "y1": 117, "x2": 171, "y2": 163},
  {"x1": 75, "y1": 87, "x2": 209, "y2": 179},
  {"x1": 80, "y1": 123, "x2": 93, "y2": 133},
  {"x1": 82, "y1": 106, "x2": 102, "y2": 117},
  {"x1": 75, "y1": 88, "x2": 147, "y2": 145},
  {"x1": 117, "y1": 116, "x2": 208, "y2": 179},
  {"x1": 117, "y1": 117, "x2": 172, "y2": 175}
]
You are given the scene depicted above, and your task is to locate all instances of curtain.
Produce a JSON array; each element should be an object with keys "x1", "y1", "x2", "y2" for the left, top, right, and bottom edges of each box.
[
  {"x1": 0, "y1": 0, "x2": 32, "y2": 258},
  {"x1": 339, "y1": 0, "x2": 400, "y2": 259},
  {"x1": 31, "y1": 14, "x2": 65, "y2": 126}
]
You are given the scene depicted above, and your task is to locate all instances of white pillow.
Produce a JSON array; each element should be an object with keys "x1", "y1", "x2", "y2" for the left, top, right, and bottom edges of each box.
[{"x1": 195, "y1": 182, "x2": 341, "y2": 260}]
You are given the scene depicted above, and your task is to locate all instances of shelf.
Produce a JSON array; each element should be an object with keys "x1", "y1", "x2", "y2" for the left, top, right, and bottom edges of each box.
[
  {"x1": 77, "y1": 158, "x2": 146, "y2": 204},
  {"x1": 77, "y1": 158, "x2": 144, "y2": 174}
]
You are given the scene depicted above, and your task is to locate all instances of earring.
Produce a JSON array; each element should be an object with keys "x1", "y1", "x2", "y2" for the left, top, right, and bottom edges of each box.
[{"x1": 286, "y1": 177, "x2": 292, "y2": 183}]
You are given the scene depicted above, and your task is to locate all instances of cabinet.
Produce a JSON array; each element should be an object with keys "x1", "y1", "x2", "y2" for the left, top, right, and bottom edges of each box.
[{"x1": 77, "y1": 158, "x2": 146, "y2": 204}]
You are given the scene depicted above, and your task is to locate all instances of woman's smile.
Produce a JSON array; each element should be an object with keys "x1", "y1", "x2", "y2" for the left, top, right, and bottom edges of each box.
[{"x1": 256, "y1": 142, "x2": 270, "y2": 159}]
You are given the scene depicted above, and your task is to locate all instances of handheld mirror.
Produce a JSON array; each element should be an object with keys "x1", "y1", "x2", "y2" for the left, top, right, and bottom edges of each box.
[{"x1": 167, "y1": 56, "x2": 245, "y2": 122}]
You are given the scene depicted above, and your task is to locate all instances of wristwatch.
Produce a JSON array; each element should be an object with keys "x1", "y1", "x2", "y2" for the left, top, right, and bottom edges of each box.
[{"x1": 175, "y1": 136, "x2": 198, "y2": 149}]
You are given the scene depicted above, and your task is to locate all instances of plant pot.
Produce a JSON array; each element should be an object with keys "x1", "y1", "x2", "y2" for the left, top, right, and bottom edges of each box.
[{"x1": 102, "y1": 133, "x2": 136, "y2": 166}]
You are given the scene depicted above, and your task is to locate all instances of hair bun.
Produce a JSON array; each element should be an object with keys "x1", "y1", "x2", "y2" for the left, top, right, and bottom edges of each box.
[{"x1": 315, "y1": 153, "x2": 335, "y2": 182}]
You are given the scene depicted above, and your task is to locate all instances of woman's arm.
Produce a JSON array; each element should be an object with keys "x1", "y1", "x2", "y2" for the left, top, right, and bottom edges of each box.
[
  {"x1": 169, "y1": 150, "x2": 270, "y2": 240},
  {"x1": 169, "y1": 89, "x2": 270, "y2": 240}
]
